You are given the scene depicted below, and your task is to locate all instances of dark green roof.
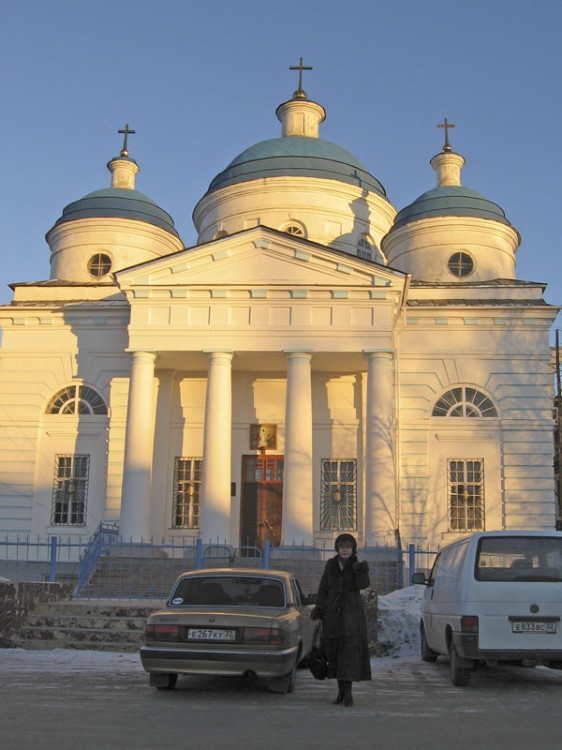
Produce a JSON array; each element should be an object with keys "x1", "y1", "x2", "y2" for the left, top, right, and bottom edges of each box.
[
  {"x1": 392, "y1": 186, "x2": 511, "y2": 230},
  {"x1": 205, "y1": 136, "x2": 387, "y2": 196},
  {"x1": 49, "y1": 188, "x2": 179, "y2": 237}
]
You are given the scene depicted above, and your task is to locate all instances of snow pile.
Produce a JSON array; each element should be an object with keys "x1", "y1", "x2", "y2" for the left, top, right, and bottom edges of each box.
[{"x1": 376, "y1": 585, "x2": 424, "y2": 659}]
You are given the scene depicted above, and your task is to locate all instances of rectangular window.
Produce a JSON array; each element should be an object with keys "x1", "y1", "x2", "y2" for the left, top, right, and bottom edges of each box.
[
  {"x1": 320, "y1": 459, "x2": 357, "y2": 531},
  {"x1": 448, "y1": 459, "x2": 485, "y2": 531},
  {"x1": 173, "y1": 458, "x2": 202, "y2": 529},
  {"x1": 51, "y1": 454, "x2": 89, "y2": 525}
]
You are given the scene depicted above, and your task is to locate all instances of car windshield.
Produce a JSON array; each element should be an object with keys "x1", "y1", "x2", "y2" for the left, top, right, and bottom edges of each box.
[
  {"x1": 475, "y1": 537, "x2": 562, "y2": 582},
  {"x1": 169, "y1": 576, "x2": 286, "y2": 607}
]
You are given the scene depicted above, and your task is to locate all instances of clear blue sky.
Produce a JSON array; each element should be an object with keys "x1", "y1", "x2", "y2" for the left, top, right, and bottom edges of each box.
[{"x1": 1, "y1": 0, "x2": 561, "y2": 330}]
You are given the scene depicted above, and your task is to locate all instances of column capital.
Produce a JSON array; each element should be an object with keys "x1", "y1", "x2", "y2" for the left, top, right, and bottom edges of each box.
[
  {"x1": 125, "y1": 349, "x2": 157, "y2": 363},
  {"x1": 203, "y1": 350, "x2": 234, "y2": 362},
  {"x1": 283, "y1": 350, "x2": 313, "y2": 361},
  {"x1": 363, "y1": 348, "x2": 394, "y2": 362}
]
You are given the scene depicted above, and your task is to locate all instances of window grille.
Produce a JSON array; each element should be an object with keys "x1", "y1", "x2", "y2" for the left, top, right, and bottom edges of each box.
[
  {"x1": 51, "y1": 454, "x2": 89, "y2": 525},
  {"x1": 448, "y1": 459, "x2": 485, "y2": 531},
  {"x1": 357, "y1": 237, "x2": 373, "y2": 260},
  {"x1": 87, "y1": 253, "x2": 112, "y2": 278},
  {"x1": 320, "y1": 459, "x2": 357, "y2": 531},
  {"x1": 282, "y1": 223, "x2": 305, "y2": 237},
  {"x1": 173, "y1": 458, "x2": 203, "y2": 529},
  {"x1": 448, "y1": 251, "x2": 473, "y2": 277},
  {"x1": 433, "y1": 387, "x2": 497, "y2": 418},
  {"x1": 46, "y1": 385, "x2": 108, "y2": 415}
]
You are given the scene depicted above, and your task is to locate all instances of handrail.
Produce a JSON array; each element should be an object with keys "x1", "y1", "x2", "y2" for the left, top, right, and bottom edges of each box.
[{"x1": 73, "y1": 522, "x2": 119, "y2": 596}]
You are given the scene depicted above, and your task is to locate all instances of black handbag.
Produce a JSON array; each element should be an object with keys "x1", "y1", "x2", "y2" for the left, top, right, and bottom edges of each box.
[{"x1": 308, "y1": 626, "x2": 328, "y2": 680}]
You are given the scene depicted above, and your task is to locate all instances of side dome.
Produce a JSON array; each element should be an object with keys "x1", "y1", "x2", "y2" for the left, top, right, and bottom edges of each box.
[
  {"x1": 53, "y1": 186, "x2": 179, "y2": 236},
  {"x1": 193, "y1": 93, "x2": 396, "y2": 260},
  {"x1": 382, "y1": 149, "x2": 520, "y2": 282},
  {"x1": 46, "y1": 147, "x2": 183, "y2": 283},
  {"x1": 392, "y1": 185, "x2": 510, "y2": 230}
]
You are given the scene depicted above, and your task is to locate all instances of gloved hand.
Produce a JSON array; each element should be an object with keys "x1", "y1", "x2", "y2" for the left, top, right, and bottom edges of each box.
[{"x1": 310, "y1": 606, "x2": 322, "y2": 621}]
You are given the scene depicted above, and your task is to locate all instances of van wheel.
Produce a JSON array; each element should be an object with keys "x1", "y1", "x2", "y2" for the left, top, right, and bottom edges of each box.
[
  {"x1": 420, "y1": 623, "x2": 438, "y2": 663},
  {"x1": 449, "y1": 644, "x2": 472, "y2": 687}
]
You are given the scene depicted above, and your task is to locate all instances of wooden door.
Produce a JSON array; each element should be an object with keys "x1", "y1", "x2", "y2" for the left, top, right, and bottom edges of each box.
[{"x1": 240, "y1": 456, "x2": 284, "y2": 549}]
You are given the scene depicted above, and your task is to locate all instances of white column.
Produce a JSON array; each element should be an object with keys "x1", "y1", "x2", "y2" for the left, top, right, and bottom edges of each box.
[
  {"x1": 364, "y1": 350, "x2": 396, "y2": 545},
  {"x1": 120, "y1": 350, "x2": 157, "y2": 541},
  {"x1": 150, "y1": 370, "x2": 175, "y2": 539},
  {"x1": 200, "y1": 351, "x2": 233, "y2": 543},
  {"x1": 282, "y1": 351, "x2": 314, "y2": 545}
]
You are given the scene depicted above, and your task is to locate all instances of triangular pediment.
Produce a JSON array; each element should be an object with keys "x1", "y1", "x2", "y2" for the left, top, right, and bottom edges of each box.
[{"x1": 115, "y1": 227, "x2": 406, "y2": 290}]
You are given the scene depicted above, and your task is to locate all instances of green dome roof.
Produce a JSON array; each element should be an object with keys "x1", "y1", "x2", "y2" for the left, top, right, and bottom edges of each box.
[
  {"x1": 205, "y1": 136, "x2": 387, "y2": 197},
  {"x1": 392, "y1": 185, "x2": 512, "y2": 230},
  {"x1": 49, "y1": 188, "x2": 179, "y2": 237}
]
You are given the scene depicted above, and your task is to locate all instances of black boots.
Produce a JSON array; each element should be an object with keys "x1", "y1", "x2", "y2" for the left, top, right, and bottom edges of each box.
[{"x1": 333, "y1": 680, "x2": 353, "y2": 707}]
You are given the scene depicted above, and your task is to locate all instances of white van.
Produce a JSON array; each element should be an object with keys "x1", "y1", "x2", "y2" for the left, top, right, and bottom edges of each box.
[{"x1": 412, "y1": 530, "x2": 562, "y2": 686}]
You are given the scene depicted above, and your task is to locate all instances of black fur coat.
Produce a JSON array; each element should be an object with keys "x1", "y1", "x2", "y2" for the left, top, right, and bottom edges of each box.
[{"x1": 312, "y1": 554, "x2": 372, "y2": 681}]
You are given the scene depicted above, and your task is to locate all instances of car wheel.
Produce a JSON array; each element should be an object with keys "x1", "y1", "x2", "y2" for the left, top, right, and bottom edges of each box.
[
  {"x1": 149, "y1": 673, "x2": 178, "y2": 690},
  {"x1": 420, "y1": 623, "x2": 438, "y2": 663},
  {"x1": 449, "y1": 643, "x2": 472, "y2": 687}
]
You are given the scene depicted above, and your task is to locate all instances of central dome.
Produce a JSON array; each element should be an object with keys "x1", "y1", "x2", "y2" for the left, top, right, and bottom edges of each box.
[
  {"x1": 193, "y1": 93, "x2": 396, "y2": 256},
  {"x1": 206, "y1": 136, "x2": 386, "y2": 196}
]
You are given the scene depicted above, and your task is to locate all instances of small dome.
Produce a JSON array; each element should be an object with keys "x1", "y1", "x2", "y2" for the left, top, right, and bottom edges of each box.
[
  {"x1": 392, "y1": 185, "x2": 511, "y2": 231},
  {"x1": 51, "y1": 187, "x2": 179, "y2": 237},
  {"x1": 205, "y1": 136, "x2": 386, "y2": 197}
]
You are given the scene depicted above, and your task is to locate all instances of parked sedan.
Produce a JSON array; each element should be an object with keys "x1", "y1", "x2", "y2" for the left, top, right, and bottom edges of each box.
[{"x1": 140, "y1": 568, "x2": 317, "y2": 692}]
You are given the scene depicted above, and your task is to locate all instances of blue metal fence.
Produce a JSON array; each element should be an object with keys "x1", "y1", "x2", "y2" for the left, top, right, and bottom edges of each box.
[{"x1": 0, "y1": 532, "x2": 438, "y2": 599}]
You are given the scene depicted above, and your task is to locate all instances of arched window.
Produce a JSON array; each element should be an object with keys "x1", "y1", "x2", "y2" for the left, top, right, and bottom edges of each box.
[
  {"x1": 282, "y1": 222, "x2": 305, "y2": 238},
  {"x1": 46, "y1": 385, "x2": 108, "y2": 415},
  {"x1": 357, "y1": 237, "x2": 373, "y2": 260},
  {"x1": 432, "y1": 387, "x2": 497, "y2": 418}
]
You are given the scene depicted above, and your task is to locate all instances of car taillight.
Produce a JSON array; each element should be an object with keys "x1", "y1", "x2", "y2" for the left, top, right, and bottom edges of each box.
[
  {"x1": 146, "y1": 623, "x2": 181, "y2": 642},
  {"x1": 460, "y1": 616, "x2": 479, "y2": 633},
  {"x1": 242, "y1": 627, "x2": 285, "y2": 645}
]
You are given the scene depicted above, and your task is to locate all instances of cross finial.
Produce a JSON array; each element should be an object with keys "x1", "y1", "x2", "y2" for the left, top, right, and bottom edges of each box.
[
  {"x1": 118, "y1": 123, "x2": 136, "y2": 156},
  {"x1": 437, "y1": 117, "x2": 455, "y2": 153},
  {"x1": 289, "y1": 57, "x2": 313, "y2": 99}
]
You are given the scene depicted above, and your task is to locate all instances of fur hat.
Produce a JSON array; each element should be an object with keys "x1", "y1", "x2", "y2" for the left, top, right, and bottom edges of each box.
[{"x1": 334, "y1": 533, "x2": 357, "y2": 553}]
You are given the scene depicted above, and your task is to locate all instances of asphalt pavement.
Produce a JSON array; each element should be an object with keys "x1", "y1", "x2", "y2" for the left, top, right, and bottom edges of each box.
[{"x1": 1, "y1": 649, "x2": 562, "y2": 750}]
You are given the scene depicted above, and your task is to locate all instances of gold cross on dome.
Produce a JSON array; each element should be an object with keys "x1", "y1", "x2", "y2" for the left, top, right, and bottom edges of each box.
[
  {"x1": 118, "y1": 123, "x2": 136, "y2": 156},
  {"x1": 289, "y1": 57, "x2": 313, "y2": 94},
  {"x1": 437, "y1": 117, "x2": 455, "y2": 152}
]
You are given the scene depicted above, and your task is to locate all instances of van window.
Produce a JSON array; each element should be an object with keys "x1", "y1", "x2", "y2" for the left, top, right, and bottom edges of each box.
[{"x1": 475, "y1": 537, "x2": 562, "y2": 582}]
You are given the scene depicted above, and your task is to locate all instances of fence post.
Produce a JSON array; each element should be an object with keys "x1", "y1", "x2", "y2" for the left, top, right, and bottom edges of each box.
[
  {"x1": 408, "y1": 543, "x2": 416, "y2": 585},
  {"x1": 263, "y1": 540, "x2": 270, "y2": 569},
  {"x1": 195, "y1": 538, "x2": 203, "y2": 569},
  {"x1": 49, "y1": 536, "x2": 58, "y2": 582}
]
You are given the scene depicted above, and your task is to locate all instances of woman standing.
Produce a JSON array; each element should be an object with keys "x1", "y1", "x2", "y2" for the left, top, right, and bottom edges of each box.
[{"x1": 311, "y1": 533, "x2": 371, "y2": 707}]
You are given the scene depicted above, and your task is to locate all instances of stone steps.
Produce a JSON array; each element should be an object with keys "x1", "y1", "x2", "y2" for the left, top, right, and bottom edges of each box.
[{"x1": 12, "y1": 599, "x2": 164, "y2": 652}]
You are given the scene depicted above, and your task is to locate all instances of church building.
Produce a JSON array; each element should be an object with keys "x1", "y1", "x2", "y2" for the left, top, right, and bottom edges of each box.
[{"x1": 0, "y1": 67, "x2": 558, "y2": 555}]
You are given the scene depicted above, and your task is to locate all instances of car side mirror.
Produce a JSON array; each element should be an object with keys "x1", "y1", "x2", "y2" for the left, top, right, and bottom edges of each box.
[
  {"x1": 412, "y1": 572, "x2": 429, "y2": 585},
  {"x1": 305, "y1": 593, "x2": 317, "y2": 605}
]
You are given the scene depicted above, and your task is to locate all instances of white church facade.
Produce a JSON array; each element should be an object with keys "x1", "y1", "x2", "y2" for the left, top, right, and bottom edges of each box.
[{"x1": 0, "y1": 73, "x2": 558, "y2": 555}]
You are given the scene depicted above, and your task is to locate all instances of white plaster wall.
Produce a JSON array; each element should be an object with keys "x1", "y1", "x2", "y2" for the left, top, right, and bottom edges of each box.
[
  {"x1": 48, "y1": 218, "x2": 183, "y2": 282},
  {"x1": 193, "y1": 177, "x2": 396, "y2": 259},
  {"x1": 383, "y1": 217, "x2": 519, "y2": 282}
]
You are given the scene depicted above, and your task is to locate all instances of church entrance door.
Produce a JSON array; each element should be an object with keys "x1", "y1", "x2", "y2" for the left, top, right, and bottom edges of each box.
[{"x1": 240, "y1": 456, "x2": 284, "y2": 550}]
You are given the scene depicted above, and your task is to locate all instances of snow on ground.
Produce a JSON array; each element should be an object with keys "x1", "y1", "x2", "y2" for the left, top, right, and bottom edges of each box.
[
  {"x1": 0, "y1": 586, "x2": 425, "y2": 673},
  {"x1": 375, "y1": 584, "x2": 424, "y2": 661}
]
